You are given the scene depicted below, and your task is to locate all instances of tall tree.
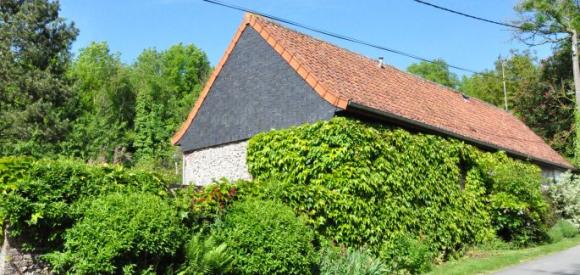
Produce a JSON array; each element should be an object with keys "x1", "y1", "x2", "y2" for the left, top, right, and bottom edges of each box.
[
  {"x1": 0, "y1": 0, "x2": 78, "y2": 156},
  {"x1": 407, "y1": 59, "x2": 459, "y2": 88},
  {"x1": 512, "y1": 42, "x2": 576, "y2": 159},
  {"x1": 515, "y1": 0, "x2": 580, "y2": 164},
  {"x1": 63, "y1": 42, "x2": 135, "y2": 163},
  {"x1": 132, "y1": 44, "x2": 210, "y2": 168},
  {"x1": 460, "y1": 52, "x2": 540, "y2": 109}
]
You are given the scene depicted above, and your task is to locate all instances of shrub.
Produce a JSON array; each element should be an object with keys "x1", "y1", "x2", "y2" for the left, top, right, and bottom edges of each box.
[
  {"x1": 211, "y1": 199, "x2": 317, "y2": 274},
  {"x1": 319, "y1": 244, "x2": 387, "y2": 275},
  {"x1": 248, "y1": 117, "x2": 552, "y2": 256},
  {"x1": 477, "y1": 153, "x2": 550, "y2": 245},
  {"x1": 178, "y1": 233, "x2": 233, "y2": 275},
  {"x1": 548, "y1": 220, "x2": 578, "y2": 243},
  {"x1": 45, "y1": 192, "x2": 185, "y2": 274},
  {"x1": 379, "y1": 232, "x2": 432, "y2": 274},
  {"x1": 0, "y1": 157, "x2": 169, "y2": 251},
  {"x1": 548, "y1": 172, "x2": 580, "y2": 228}
]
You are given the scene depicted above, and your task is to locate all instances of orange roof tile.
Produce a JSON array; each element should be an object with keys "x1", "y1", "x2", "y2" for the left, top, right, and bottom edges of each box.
[{"x1": 173, "y1": 14, "x2": 573, "y2": 169}]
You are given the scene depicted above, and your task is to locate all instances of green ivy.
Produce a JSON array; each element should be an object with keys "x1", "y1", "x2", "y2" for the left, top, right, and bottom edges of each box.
[{"x1": 247, "y1": 117, "x2": 549, "y2": 256}]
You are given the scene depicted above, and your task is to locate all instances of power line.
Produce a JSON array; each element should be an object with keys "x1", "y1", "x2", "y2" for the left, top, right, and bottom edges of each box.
[
  {"x1": 412, "y1": 0, "x2": 523, "y2": 30},
  {"x1": 202, "y1": 0, "x2": 482, "y2": 75},
  {"x1": 202, "y1": 0, "x2": 534, "y2": 83}
]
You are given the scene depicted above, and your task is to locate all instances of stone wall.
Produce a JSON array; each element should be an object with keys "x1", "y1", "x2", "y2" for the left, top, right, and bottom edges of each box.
[
  {"x1": 0, "y1": 228, "x2": 50, "y2": 275},
  {"x1": 182, "y1": 140, "x2": 252, "y2": 185}
]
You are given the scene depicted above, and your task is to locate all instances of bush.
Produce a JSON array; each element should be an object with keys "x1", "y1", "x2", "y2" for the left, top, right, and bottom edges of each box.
[
  {"x1": 548, "y1": 172, "x2": 580, "y2": 228},
  {"x1": 247, "y1": 117, "x2": 547, "y2": 255},
  {"x1": 178, "y1": 233, "x2": 233, "y2": 275},
  {"x1": 211, "y1": 199, "x2": 317, "y2": 274},
  {"x1": 45, "y1": 192, "x2": 185, "y2": 274},
  {"x1": 548, "y1": 220, "x2": 578, "y2": 243},
  {"x1": 379, "y1": 232, "x2": 432, "y2": 274},
  {"x1": 477, "y1": 153, "x2": 550, "y2": 246},
  {"x1": 0, "y1": 157, "x2": 169, "y2": 251},
  {"x1": 319, "y1": 244, "x2": 387, "y2": 275}
]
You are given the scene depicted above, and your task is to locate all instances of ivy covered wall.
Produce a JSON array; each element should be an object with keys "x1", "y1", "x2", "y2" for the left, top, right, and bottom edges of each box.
[{"x1": 247, "y1": 117, "x2": 550, "y2": 255}]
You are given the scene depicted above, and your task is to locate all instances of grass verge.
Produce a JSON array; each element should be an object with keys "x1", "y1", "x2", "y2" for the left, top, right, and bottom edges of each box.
[{"x1": 427, "y1": 236, "x2": 580, "y2": 275}]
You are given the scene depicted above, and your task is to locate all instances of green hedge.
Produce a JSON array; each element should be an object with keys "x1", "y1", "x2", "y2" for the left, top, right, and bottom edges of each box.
[
  {"x1": 247, "y1": 117, "x2": 549, "y2": 256},
  {"x1": 45, "y1": 192, "x2": 185, "y2": 274},
  {"x1": 212, "y1": 199, "x2": 317, "y2": 274},
  {"x1": 0, "y1": 157, "x2": 169, "y2": 252}
]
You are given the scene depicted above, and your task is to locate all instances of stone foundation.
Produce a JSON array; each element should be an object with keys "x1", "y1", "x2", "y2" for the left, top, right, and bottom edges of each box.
[
  {"x1": 182, "y1": 140, "x2": 252, "y2": 185},
  {"x1": 0, "y1": 228, "x2": 50, "y2": 275}
]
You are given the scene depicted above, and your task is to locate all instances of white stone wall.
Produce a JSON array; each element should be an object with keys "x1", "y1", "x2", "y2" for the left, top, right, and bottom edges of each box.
[{"x1": 182, "y1": 140, "x2": 252, "y2": 185}]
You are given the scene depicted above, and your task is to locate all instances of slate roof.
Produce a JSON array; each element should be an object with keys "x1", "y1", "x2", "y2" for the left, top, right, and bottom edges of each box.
[{"x1": 173, "y1": 13, "x2": 573, "y2": 169}]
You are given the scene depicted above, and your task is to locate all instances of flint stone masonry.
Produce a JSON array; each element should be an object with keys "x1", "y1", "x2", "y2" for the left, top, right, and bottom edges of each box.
[
  {"x1": 183, "y1": 140, "x2": 252, "y2": 185},
  {"x1": 1, "y1": 228, "x2": 51, "y2": 275}
]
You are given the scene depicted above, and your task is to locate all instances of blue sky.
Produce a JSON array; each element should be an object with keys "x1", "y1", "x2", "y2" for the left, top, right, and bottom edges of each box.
[{"x1": 59, "y1": 0, "x2": 556, "y2": 77}]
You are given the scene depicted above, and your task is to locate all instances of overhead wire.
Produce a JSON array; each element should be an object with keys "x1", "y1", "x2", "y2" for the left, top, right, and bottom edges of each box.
[{"x1": 202, "y1": 0, "x2": 535, "y2": 82}]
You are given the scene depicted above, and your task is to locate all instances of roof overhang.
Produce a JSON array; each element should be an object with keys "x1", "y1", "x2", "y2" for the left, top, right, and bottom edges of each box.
[{"x1": 346, "y1": 101, "x2": 573, "y2": 171}]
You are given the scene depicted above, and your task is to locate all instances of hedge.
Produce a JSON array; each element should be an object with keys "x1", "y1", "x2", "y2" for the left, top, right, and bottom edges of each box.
[
  {"x1": 45, "y1": 192, "x2": 185, "y2": 274},
  {"x1": 247, "y1": 117, "x2": 549, "y2": 256},
  {"x1": 0, "y1": 157, "x2": 169, "y2": 252}
]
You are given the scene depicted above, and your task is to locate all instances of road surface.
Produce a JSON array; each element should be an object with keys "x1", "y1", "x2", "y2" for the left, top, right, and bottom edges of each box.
[{"x1": 494, "y1": 244, "x2": 580, "y2": 275}]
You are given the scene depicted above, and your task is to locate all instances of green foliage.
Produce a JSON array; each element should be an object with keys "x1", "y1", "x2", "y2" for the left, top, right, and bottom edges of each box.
[
  {"x1": 248, "y1": 117, "x2": 493, "y2": 254},
  {"x1": 548, "y1": 172, "x2": 580, "y2": 228},
  {"x1": 407, "y1": 59, "x2": 459, "y2": 88},
  {"x1": 178, "y1": 233, "x2": 233, "y2": 275},
  {"x1": 477, "y1": 152, "x2": 550, "y2": 245},
  {"x1": 379, "y1": 232, "x2": 432, "y2": 274},
  {"x1": 63, "y1": 42, "x2": 135, "y2": 163},
  {"x1": 211, "y1": 199, "x2": 317, "y2": 274},
  {"x1": 0, "y1": 157, "x2": 169, "y2": 252},
  {"x1": 319, "y1": 244, "x2": 387, "y2": 275},
  {"x1": 45, "y1": 192, "x2": 185, "y2": 274},
  {"x1": 0, "y1": 0, "x2": 79, "y2": 156},
  {"x1": 132, "y1": 44, "x2": 211, "y2": 168},
  {"x1": 514, "y1": 0, "x2": 579, "y2": 161},
  {"x1": 548, "y1": 220, "x2": 578, "y2": 243},
  {"x1": 247, "y1": 117, "x2": 549, "y2": 255}
]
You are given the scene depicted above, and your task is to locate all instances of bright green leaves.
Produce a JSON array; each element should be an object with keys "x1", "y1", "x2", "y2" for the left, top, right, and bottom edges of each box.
[{"x1": 247, "y1": 117, "x2": 547, "y2": 256}]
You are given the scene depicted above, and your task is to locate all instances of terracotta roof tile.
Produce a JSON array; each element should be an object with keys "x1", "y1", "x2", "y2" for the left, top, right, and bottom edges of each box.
[{"x1": 251, "y1": 15, "x2": 572, "y2": 169}]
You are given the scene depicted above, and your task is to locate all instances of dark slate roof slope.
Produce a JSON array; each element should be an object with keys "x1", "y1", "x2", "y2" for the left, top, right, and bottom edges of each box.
[{"x1": 173, "y1": 13, "x2": 573, "y2": 169}]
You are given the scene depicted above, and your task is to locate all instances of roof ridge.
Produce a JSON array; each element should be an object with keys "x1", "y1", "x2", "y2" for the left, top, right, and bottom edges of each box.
[{"x1": 252, "y1": 14, "x2": 521, "y2": 120}]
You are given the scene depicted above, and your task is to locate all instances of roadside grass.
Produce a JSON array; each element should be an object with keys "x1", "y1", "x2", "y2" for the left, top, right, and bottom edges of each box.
[{"x1": 427, "y1": 235, "x2": 580, "y2": 275}]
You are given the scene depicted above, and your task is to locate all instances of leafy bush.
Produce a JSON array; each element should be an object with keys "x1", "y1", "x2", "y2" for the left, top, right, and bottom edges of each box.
[
  {"x1": 247, "y1": 117, "x2": 549, "y2": 255},
  {"x1": 548, "y1": 172, "x2": 580, "y2": 228},
  {"x1": 211, "y1": 199, "x2": 317, "y2": 274},
  {"x1": 548, "y1": 220, "x2": 578, "y2": 243},
  {"x1": 477, "y1": 153, "x2": 550, "y2": 245},
  {"x1": 0, "y1": 157, "x2": 169, "y2": 251},
  {"x1": 319, "y1": 244, "x2": 387, "y2": 275},
  {"x1": 379, "y1": 232, "x2": 432, "y2": 274},
  {"x1": 178, "y1": 233, "x2": 233, "y2": 275},
  {"x1": 45, "y1": 192, "x2": 185, "y2": 274}
]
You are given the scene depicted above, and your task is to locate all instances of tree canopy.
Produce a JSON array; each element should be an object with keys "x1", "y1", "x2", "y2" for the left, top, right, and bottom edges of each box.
[
  {"x1": 407, "y1": 59, "x2": 459, "y2": 89},
  {"x1": 0, "y1": 0, "x2": 78, "y2": 156}
]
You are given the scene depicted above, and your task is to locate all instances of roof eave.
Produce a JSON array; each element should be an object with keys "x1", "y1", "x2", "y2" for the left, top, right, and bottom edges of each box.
[{"x1": 346, "y1": 101, "x2": 574, "y2": 170}]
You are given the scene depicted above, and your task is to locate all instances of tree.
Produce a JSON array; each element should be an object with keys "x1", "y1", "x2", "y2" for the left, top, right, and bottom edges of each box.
[
  {"x1": 0, "y1": 0, "x2": 78, "y2": 156},
  {"x1": 515, "y1": 0, "x2": 580, "y2": 164},
  {"x1": 407, "y1": 59, "x2": 459, "y2": 88},
  {"x1": 63, "y1": 42, "x2": 135, "y2": 163},
  {"x1": 460, "y1": 52, "x2": 540, "y2": 109},
  {"x1": 132, "y1": 44, "x2": 210, "y2": 168},
  {"x1": 511, "y1": 42, "x2": 576, "y2": 159}
]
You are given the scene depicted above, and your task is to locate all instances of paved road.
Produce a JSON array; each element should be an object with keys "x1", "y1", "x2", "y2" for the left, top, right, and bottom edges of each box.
[{"x1": 494, "y1": 245, "x2": 580, "y2": 275}]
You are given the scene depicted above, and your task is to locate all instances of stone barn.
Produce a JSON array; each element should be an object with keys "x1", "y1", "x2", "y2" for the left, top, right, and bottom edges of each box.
[{"x1": 172, "y1": 13, "x2": 573, "y2": 185}]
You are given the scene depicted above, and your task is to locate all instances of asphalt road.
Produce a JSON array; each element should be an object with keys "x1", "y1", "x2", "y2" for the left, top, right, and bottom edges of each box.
[{"x1": 494, "y1": 244, "x2": 580, "y2": 275}]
